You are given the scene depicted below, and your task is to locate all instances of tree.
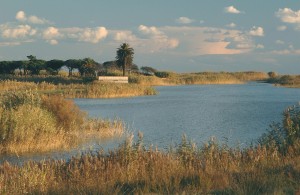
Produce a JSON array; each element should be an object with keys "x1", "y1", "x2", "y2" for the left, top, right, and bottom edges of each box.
[
  {"x1": 78, "y1": 58, "x2": 97, "y2": 77},
  {"x1": 141, "y1": 66, "x2": 157, "y2": 75},
  {"x1": 65, "y1": 59, "x2": 82, "y2": 77},
  {"x1": 268, "y1": 71, "x2": 277, "y2": 78},
  {"x1": 27, "y1": 55, "x2": 45, "y2": 75},
  {"x1": 0, "y1": 61, "x2": 21, "y2": 74},
  {"x1": 46, "y1": 60, "x2": 64, "y2": 75},
  {"x1": 116, "y1": 43, "x2": 134, "y2": 76}
]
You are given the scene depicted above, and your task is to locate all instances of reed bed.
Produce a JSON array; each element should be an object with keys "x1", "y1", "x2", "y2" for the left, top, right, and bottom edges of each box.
[
  {"x1": 130, "y1": 71, "x2": 268, "y2": 86},
  {"x1": 268, "y1": 75, "x2": 300, "y2": 88},
  {"x1": 0, "y1": 80, "x2": 157, "y2": 98},
  {"x1": 0, "y1": 90, "x2": 125, "y2": 154},
  {"x1": 0, "y1": 105, "x2": 300, "y2": 194}
]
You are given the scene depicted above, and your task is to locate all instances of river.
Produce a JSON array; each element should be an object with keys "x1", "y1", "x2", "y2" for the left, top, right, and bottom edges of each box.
[{"x1": 1, "y1": 83, "x2": 300, "y2": 164}]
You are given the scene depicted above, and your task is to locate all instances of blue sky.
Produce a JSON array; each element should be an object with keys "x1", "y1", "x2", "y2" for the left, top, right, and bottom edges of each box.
[{"x1": 0, "y1": 0, "x2": 300, "y2": 74}]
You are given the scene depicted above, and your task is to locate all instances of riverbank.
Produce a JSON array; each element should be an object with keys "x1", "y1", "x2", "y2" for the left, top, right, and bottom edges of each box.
[
  {"x1": 0, "y1": 80, "x2": 157, "y2": 98},
  {"x1": 1, "y1": 105, "x2": 300, "y2": 194},
  {"x1": 266, "y1": 75, "x2": 300, "y2": 88},
  {"x1": 130, "y1": 71, "x2": 268, "y2": 86},
  {"x1": 0, "y1": 90, "x2": 124, "y2": 154}
]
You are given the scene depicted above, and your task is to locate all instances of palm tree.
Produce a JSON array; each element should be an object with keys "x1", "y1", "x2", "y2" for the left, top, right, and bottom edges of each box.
[{"x1": 116, "y1": 43, "x2": 134, "y2": 76}]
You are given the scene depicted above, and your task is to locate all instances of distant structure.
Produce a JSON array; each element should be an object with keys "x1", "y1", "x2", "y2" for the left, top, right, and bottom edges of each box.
[{"x1": 98, "y1": 76, "x2": 128, "y2": 83}]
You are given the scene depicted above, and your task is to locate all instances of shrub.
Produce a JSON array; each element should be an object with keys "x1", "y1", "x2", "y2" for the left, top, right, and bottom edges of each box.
[
  {"x1": 259, "y1": 105, "x2": 300, "y2": 154},
  {"x1": 0, "y1": 104, "x2": 57, "y2": 143},
  {"x1": 41, "y1": 95, "x2": 86, "y2": 131},
  {"x1": 155, "y1": 71, "x2": 175, "y2": 78},
  {"x1": 0, "y1": 90, "x2": 41, "y2": 109},
  {"x1": 268, "y1": 71, "x2": 277, "y2": 78}
]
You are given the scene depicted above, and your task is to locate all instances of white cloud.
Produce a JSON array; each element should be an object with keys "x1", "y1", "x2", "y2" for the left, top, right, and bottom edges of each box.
[
  {"x1": 16, "y1": 11, "x2": 26, "y2": 21},
  {"x1": 276, "y1": 8, "x2": 300, "y2": 24},
  {"x1": 138, "y1": 25, "x2": 179, "y2": 50},
  {"x1": 161, "y1": 26, "x2": 255, "y2": 55},
  {"x1": 224, "y1": 6, "x2": 241, "y2": 14},
  {"x1": 249, "y1": 26, "x2": 264, "y2": 36},
  {"x1": 176, "y1": 17, "x2": 194, "y2": 24},
  {"x1": 226, "y1": 23, "x2": 236, "y2": 28},
  {"x1": 138, "y1": 25, "x2": 163, "y2": 36},
  {"x1": 277, "y1": 25, "x2": 287, "y2": 31},
  {"x1": 78, "y1": 27, "x2": 108, "y2": 43},
  {"x1": 15, "y1": 10, "x2": 50, "y2": 24},
  {"x1": 43, "y1": 26, "x2": 60, "y2": 39},
  {"x1": 2, "y1": 24, "x2": 36, "y2": 39},
  {"x1": 113, "y1": 31, "x2": 137, "y2": 42}
]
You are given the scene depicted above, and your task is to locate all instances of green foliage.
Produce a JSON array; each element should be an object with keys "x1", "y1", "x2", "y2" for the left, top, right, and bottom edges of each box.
[
  {"x1": 141, "y1": 66, "x2": 157, "y2": 75},
  {"x1": 78, "y1": 58, "x2": 97, "y2": 77},
  {"x1": 45, "y1": 59, "x2": 64, "y2": 75},
  {"x1": 259, "y1": 105, "x2": 300, "y2": 154},
  {"x1": 0, "y1": 104, "x2": 57, "y2": 143},
  {"x1": 116, "y1": 43, "x2": 134, "y2": 76},
  {"x1": 155, "y1": 71, "x2": 174, "y2": 78},
  {"x1": 268, "y1": 71, "x2": 277, "y2": 78}
]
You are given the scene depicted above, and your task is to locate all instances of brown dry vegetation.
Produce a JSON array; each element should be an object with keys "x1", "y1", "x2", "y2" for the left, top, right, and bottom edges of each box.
[
  {"x1": 0, "y1": 106, "x2": 300, "y2": 194},
  {"x1": 130, "y1": 71, "x2": 268, "y2": 86},
  {"x1": 0, "y1": 90, "x2": 124, "y2": 154},
  {"x1": 0, "y1": 80, "x2": 157, "y2": 98},
  {"x1": 267, "y1": 75, "x2": 300, "y2": 88}
]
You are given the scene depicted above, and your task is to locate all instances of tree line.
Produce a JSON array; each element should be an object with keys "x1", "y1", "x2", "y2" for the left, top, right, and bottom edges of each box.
[{"x1": 0, "y1": 43, "x2": 159, "y2": 77}]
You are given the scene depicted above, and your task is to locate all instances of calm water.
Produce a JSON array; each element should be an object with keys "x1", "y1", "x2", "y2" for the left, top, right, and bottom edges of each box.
[
  {"x1": 1, "y1": 83, "x2": 300, "y2": 164},
  {"x1": 75, "y1": 82, "x2": 300, "y2": 148}
]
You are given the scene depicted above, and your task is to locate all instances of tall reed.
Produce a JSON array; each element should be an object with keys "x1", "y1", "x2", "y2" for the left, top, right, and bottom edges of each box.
[
  {"x1": 0, "y1": 105, "x2": 300, "y2": 194},
  {"x1": 0, "y1": 90, "x2": 125, "y2": 154}
]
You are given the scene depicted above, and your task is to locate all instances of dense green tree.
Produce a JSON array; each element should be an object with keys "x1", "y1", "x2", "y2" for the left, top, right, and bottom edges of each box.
[
  {"x1": 26, "y1": 55, "x2": 45, "y2": 75},
  {"x1": 116, "y1": 43, "x2": 134, "y2": 76},
  {"x1": 79, "y1": 58, "x2": 97, "y2": 77},
  {"x1": 140, "y1": 66, "x2": 157, "y2": 75},
  {"x1": 64, "y1": 59, "x2": 82, "y2": 77},
  {"x1": 46, "y1": 60, "x2": 64, "y2": 75}
]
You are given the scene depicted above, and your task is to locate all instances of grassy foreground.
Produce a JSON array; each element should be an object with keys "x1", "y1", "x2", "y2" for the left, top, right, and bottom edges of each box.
[
  {"x1": 0, "y1": 90, "x2": 124, "y2": 154},
  {"x1": 1, "y1": 106, "x2": 300, "y2": 194}
]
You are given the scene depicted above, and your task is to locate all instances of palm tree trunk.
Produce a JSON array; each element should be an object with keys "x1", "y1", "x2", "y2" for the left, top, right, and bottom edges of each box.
[{"x1": 122, "y1": 58, "x2": 127, "y2": 76}]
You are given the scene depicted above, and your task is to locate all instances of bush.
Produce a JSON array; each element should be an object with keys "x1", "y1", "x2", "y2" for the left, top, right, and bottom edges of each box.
[
  {"x1": 0, "y1": 104, "x2": 57, "y2": 143},
  {"x1": 259, "y1": 105, "x2": 300, "y2": 154},
  {"x1": 41, "y1": 95, "x2": 86, "y2": 131},
  {"x1": 155, "y1": 71, "x2": 175, "y2": 78}
]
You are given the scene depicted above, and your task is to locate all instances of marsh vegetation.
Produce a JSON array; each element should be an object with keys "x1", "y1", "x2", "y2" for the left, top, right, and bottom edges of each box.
[
  {"x1": 0, "y1": 90, "x2": 124, "y2": 154},
  {"x1": 0, "y1": 106, "x2": 300, "y2": 194}
]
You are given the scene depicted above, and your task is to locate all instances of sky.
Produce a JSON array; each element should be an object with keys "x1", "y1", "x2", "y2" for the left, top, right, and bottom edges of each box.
[{"x1": 0, "y1": 0, "x2": 300, "y2": 74}]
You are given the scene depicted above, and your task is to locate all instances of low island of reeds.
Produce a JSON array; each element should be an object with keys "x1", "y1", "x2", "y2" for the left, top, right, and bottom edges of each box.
[
  {"x1": 266, "y1": 73, "x2": 300, "y2": 88},
  {"x1": 0, "y1": 105, "x2": 300, "y2": 194}
]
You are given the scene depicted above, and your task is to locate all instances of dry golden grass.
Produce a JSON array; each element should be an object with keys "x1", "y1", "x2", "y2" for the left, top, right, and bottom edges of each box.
[
  {"x1": 0, "y1": 90, "x2": 125, "y2": 154},
  {"x1": 0, "y1": 133, "x2": 299, "y2": 194},
  {"x1": 130, "y1": 71, "x2": 268, "y2": 86}
]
